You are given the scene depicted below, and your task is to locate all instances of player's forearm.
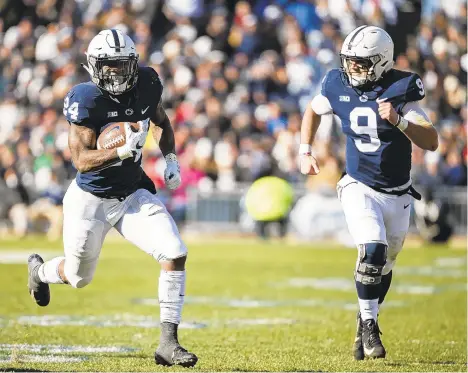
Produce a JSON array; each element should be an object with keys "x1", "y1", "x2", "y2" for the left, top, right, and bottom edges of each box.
[
  {"x1": 69, "y1": 124, "x2": 121, "y2": 173},
  {"x1": 403, "y1": 122, "x2": 438, "y2": 151},
  {"x1": 155, "y1": 115, "x2": 176, "y2": 156},
  {"x1": 300, "y1": 104, "x2": 322, "y2": 146},
  {"x1": 75, "y1": 148, "x2": 119, "y2": 173},
  {"x1": 380, "y1": 101, "x2": 439, "y2": 152}
]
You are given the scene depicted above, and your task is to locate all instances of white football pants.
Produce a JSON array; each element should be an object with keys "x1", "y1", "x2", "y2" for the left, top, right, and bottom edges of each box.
[
  {"x1": 337, "y1": 174, "x2": 412, "y2": 275},
  {"x1": 62, "y1": 180, "x2": 187, "y2": 288}
]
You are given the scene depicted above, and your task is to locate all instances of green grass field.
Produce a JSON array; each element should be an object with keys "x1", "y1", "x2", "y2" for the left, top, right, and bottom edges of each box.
[{"x1": 0, "y1": 235, "x2": 466, "y2": 372}]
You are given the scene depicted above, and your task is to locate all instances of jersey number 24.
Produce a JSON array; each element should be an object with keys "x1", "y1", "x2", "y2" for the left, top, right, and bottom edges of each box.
[{"x1": 63, "y1": 96, "x2": 79, "y2": 121}]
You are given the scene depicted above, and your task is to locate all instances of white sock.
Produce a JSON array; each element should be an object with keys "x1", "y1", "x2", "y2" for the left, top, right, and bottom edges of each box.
[
  {"x1": 38, "y1": 256, "x2": 65, "y2": 284},
  {"x1": 358, "y1": 298, "x2": 379, "y2": 321},
  {"x1": 159, "y1": 270, "x2": 185, "y2": 324}
]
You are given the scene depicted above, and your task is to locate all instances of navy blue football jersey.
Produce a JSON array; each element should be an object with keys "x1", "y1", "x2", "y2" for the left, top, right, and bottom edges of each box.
[
  {"x1": 64, "y1": 67, "x2": 163, "y2": 197},
  {"x1": 322, "y1": 68, "x2": 425, "y2": 189}
]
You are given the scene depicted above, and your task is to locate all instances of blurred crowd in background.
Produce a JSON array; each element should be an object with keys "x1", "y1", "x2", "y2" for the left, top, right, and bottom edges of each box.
[{"x1": 0, "y1": 0, "x2": 466, "y2": 236}]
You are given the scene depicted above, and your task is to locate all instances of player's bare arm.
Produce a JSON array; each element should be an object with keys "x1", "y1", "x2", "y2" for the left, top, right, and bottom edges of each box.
[
  {"x1": 150, "y1": 99, "x2": 181, "y2": 190},
  {"x1": 299, "y1": 93, "x2": 334, "y2": 175},
  {"x1": 150, "y1": 100, "x2": 175, "y2": 156},
  {"x1": 377, "y1": 99, "x2": 438, "y2": 151},
  {"x1": 299, "y1": 104, "x2": 321, "y2": 175},
  {"x1": 68, "y1": 124, "x2": 120, "y2": 173}
]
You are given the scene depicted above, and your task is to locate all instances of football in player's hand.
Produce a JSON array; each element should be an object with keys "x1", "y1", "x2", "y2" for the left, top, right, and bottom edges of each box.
[{"x1": 97, "y1": 122, "x2": 140, "y2": 150}]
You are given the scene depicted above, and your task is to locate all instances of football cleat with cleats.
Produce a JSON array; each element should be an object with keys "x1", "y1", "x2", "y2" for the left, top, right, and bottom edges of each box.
[
  {"x1": 353, "y1": 312, "x2": 364, "y2": 360},
  {"x1": 155, "y1": 322, "x2": 198, "y2": 368},
  {"x1": 155, "y1": 345, "x2": 198, "y2": 368},
  {"x1": 362, "y1": 318, "x2": 386, "y2": 359},
  {"x1": 27, "y1": 254, "x2": 50, "y2": 307}
]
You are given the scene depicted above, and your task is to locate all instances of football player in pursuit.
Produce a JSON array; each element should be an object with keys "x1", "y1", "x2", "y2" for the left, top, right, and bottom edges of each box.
[
  {"x1": 27, "y1": 29, "x2": 198, "y2": 367},
  {"x1": 299, "y1": 26, "x2": 438, "y2": 359}
]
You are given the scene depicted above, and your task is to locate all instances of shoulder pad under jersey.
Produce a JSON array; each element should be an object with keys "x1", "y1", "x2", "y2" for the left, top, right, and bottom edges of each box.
[{"x1": 63, "y1": 82, "x2": 100, "y2": 126}]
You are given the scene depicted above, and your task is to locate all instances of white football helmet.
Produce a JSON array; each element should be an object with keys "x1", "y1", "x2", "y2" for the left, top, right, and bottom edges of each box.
[
  {"x1": 83, "y1": 29, "x2": 139, "y2": 95},
  {"x1": 340, "y1": 25, "x2": 394, "y2": 87}
]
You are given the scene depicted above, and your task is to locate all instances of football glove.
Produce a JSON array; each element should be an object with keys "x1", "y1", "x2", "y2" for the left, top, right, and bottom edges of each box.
[
  {"x1": 117, "y1": 121, "x2": 148, "y2": 161},
  {"x1": 164, "y1": 153, "x2": 181, "y2": 190}
]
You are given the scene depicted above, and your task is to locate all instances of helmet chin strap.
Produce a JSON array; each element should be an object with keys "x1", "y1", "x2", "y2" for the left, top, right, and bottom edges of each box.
[{"x1": 349, "y1": 74, "x2": 368, "y2": 87}]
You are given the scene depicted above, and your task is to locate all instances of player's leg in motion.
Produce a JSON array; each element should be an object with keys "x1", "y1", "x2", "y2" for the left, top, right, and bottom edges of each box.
[
  {"x1": 28, "y1": 181, "x2": 111, "y2": 305},
  {"x1": 379, "y1": 193, "x2": 412, "y2": 309},
  {"x1": 337, "y1": 176, "x2": 387, "y2": 359},
  {"x1": 114, "y1": 189, "x2": 197, "y2": 367}
]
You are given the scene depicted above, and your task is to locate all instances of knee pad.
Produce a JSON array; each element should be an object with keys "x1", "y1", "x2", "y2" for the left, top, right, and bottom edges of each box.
[
  {"x1": 64, "y1": 259, "x2": 96, "y2": 289},
  {"x1": 156, "y1": 248, "x2": 187, "y2": 262},
  {"x1": 63, "y1": 219, "x2": 104, "y2": 288},
  {"x1": 70, "y1": 275, "x2": 93, "y2": 289},
  {"x1": 355, "y1": 242, "x2": 387, "y2": 285},
  {"x1": 154, "y1": 237, "x2": 188, "y2": 261},
  {"x1": 63, "y1": 262, "x2": 93, "y2": 288}
]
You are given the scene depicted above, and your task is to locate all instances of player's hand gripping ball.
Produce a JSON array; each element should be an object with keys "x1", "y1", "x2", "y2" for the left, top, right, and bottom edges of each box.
[
  {"x1": 98, "y1": 121, "x2": 149, "y2": 161},
  {"x1": 97, "y1": 122, "x2": 140, "y2": 150}
]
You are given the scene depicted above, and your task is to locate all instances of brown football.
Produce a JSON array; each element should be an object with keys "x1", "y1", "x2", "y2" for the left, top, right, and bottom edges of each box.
[{"x1": 97, "y1": 122, "x2": 139, "y2": 150}]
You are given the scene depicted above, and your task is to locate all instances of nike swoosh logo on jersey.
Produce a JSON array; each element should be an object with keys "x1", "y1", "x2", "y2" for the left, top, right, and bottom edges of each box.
[
  {"x1": 404, "y1": 204, "x2": 410, "y2": 209},
  {"x1": 141, "y1": 106, "x2": 150, "y2": 114}
]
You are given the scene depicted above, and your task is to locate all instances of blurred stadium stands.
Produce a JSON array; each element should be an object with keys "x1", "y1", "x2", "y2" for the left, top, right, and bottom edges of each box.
[{"x1": 0, "y1": 0, "x2": 466, "y2": 238}]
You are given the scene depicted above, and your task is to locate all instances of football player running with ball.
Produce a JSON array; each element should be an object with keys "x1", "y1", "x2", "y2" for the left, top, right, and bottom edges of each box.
[
  {"x1": 299, "y1": 26, "x2": 438, "y2": 359},
  {"x1": 27, "y1": 29, "x2": 197, "y2": 367}
]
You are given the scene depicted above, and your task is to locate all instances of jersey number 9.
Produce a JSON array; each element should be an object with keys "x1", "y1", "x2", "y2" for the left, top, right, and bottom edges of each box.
[
  {"x1": 415, "y1": 78, "x2": 425, "y2": 96},
  {"x1": 350, "y1": 107, "x2": 381, "y2": 153}
]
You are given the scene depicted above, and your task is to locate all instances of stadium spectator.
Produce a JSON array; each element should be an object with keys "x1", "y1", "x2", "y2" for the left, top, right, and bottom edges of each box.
[{"x1": 414, "y1": 187, "x2": 454, "y2": 243}]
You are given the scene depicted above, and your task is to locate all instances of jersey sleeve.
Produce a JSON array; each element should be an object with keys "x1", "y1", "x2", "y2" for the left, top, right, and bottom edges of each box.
[
  {"x1": 310, "y1": 94, "x2": 333, "y2": 115},
  {"x1": 143, "y1": 67, "x2": 165, "y2": 123},
  {"x1": 402, "y1": 101, "x2": 433, "y2": 126},
  {"x1": 320, "y1": 71, "x2": 331, "y2": 99},
  {"x1": 63, "y1": 85, "x2": 95, "y2": 128},
  {"x1": 404, "y1": 73, "x2": 426, "y2": 103},
  {"x1": 144, "y1": 67, "x2": 164, "y2": 99}
]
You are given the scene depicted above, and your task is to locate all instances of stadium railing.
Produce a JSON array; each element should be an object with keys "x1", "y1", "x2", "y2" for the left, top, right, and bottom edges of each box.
[{"x1": 185, "y1": 185, "x2": 467, "y2": 235}]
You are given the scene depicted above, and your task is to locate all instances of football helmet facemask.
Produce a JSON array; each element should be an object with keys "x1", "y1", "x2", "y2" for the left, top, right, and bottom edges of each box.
[
  {"x1": 340, "y1": 25, "x2": 394, "y2": 87},
  {"x1": 84, "y1": 29, "x2": 139, "y2": 95}
]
